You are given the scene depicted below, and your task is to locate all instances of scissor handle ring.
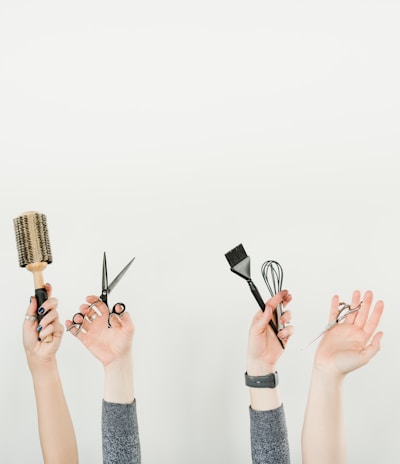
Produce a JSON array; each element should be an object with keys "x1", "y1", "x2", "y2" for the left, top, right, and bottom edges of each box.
[
  {"x1": 107, "y1": 303, "x2": 126, "y2": 328},
  {"x1": 111, "y1": 302, "x2": 126, "y2": 315},
  {"x1": 66, "y1": 312, "x2": 87, "y2": 335}
]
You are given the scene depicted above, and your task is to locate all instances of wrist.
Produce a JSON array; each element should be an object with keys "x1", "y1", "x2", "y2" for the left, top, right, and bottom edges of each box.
[
  {"x1": 27, "y1": 356, "x2": 58, "y2": 375},
  {"x1": 246, "y1": 361, "x2": 277, "y2": 377},
  {"x1": 104, "y1": 352, "x2": 134, "y2": 403},
  {"x1": 104, "y1": 351, "x2": 133, "y2": 371},
  {"x1": 29, "y1": 360, "x2": 61, "y2": 387},
  {"x1": 312, "y1": 365, "x2": 345, "y2": 385}
]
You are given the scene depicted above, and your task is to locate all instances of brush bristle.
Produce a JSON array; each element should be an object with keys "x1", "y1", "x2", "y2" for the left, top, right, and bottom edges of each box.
[
  {"x1": 225, "y1": 243, "x2": 248, "y2": 267},
  {"x1": 13, "y1": 211, "x2": 53, "y2": 267}
]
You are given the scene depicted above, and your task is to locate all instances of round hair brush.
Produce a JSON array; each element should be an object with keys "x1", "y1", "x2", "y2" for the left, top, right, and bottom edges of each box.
[{"x1": 13, "y1": 211, "x2": 53, "y2": 342}]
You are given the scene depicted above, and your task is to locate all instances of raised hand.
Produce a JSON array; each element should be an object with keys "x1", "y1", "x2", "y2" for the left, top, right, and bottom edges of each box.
[{"x1": 314, "y1": 290, "x2": 384, "y2": 378}]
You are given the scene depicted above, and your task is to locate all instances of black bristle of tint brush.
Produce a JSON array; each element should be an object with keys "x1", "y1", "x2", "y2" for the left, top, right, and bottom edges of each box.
[
  {"x1": 225, "y1": 243, "x2": 251, "y2": 281},
  {"x1": 224, "y1": 243, "x2": 248, "y2": 268}
]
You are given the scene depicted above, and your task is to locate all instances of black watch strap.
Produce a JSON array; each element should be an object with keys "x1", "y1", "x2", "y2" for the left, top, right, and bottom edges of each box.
[{"x1": 245, "y1": 371, "x2": 279, "y2": 388}]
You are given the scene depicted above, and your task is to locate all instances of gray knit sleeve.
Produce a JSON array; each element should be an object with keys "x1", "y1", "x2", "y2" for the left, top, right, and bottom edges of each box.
[
  {"x1": 102, "y1": 399, "x2": 141, "y2": 464},
  {"x1": 249, "y1": 404, "x2": 290, "y2": 464}
]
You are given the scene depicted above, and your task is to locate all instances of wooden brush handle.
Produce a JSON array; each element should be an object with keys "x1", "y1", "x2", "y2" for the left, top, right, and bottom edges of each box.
[{"x1": 27, "y1": 263, "x2": 53, "y2": 343}]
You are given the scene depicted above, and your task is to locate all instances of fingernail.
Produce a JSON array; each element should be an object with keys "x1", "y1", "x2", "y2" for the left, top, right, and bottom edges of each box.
[
  {"x1": 36, "y1": 325, "x2": 42, "y2": 332},
  {"x1": 38, "y1": 307, "x2": 45, "y2": 315}
]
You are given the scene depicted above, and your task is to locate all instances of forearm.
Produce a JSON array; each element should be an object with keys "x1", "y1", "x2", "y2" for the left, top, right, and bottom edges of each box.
[
  {"x1": 248, "y1": 368, "x2": 289, "y2": 463},
  {"x1": 30, "y1": 361, "x2": 78, "y2": 464},
  {"x1": 301, "y1": 368, "x2": 346, "y2": 464},
  {"x1": 250, "y1": 404, "x2": 290, "y2": 464},
  {"x1": 247, "y1": 361, "x2": 281, "y2": 411},
  {"x1": 102, "y1": 400, "x2": 141, "y2": 464},
  {"x1": 249, "y1": 386, "x2": 281, "y2": 411},
  {"x1": 104, "y1": 352, "x2": 134, "y2": 403},
  {"x1": 102, "y1": 350, "x2": 139, "y2": 463}
]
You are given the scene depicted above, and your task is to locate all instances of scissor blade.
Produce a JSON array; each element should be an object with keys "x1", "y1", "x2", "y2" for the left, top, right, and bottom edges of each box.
[
  {"x1": 108, "y1": 257, "x2": 135, "y2": 293},
  {"x1": 302, "y1": 319, "x2": 337, "y2": 350},
  {"x1": 102, "y1": 252, "x2": 108, "y2": 293},
  {"x1": 302, "y1": 330, "x2": 327, "y2": 350}
]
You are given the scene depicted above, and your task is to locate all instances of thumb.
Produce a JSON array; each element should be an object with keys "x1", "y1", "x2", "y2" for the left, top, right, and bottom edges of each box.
[
  {"x1": 251, "y1": 307, "x2": 273, "y2": 334},
  {"x1": 360, "y1": 331, "x2": 383, "y2": 365}
]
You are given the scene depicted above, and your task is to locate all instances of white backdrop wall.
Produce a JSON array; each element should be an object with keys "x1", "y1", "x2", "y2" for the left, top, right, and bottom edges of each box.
[{"x1": 1, "y1": 1, "x2": 399, "y2": 463}]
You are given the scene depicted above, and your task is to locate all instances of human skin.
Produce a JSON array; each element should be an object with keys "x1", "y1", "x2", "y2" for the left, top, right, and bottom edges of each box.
[{"x1": 301, "y1": 289, "x2": 384, "y2": 464}]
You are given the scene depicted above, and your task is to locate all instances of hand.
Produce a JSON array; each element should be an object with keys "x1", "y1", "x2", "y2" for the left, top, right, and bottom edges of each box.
[
  {"x1": 246, "y1": 290, "x2": 293, "y2": 375},
  {"x1": 314, "y1": 290, "x2": 384, "y2": 378},
  {"x1": 23, "y1": 283, "x2": 64, "y2": 369},
  {"x1": 65, "y1": 295, "x2": 134, "y2": 367}
]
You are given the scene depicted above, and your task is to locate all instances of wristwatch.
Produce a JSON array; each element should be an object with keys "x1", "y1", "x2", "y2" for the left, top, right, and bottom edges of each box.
[{"x1": 244, "y1": 371, "x2": 279, "y2": 388}]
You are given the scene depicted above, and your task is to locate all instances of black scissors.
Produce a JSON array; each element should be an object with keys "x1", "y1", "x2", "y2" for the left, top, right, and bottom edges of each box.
[
  {"x1": 67, "y1": 252, "x2": 135, "y2": 334},
  {"x1": 100, "y1": 252, "x2": 135, "y2": 327}
]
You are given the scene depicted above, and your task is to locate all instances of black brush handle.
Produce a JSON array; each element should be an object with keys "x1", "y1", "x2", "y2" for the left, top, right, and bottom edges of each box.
[
  {"x1": 35, "y1": 287, "x2": 48, "y2": 323},
  {"x1": 247, "y1": 280, "x2": 285, "y2": 350}
]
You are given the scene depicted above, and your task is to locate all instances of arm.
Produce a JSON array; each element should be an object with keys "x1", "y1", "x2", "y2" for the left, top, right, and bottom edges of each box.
[
  {"x1": 23, "y1": 284, "x2": 78, "y2": 464},
  {"x1": 246, "y1": 290, "x2": 294, "y2": 464},
  {"x1": 66, "y1": 296, "x2": 140, "y2": 464},
  {"x1": 301, "y1": 290, "x2": 384, "y2": 464}
]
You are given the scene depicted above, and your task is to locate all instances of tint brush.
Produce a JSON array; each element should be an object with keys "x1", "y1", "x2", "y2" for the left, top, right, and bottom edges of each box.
[{"x1": 225, "y1": 243, "x2": 284, "y2": 349}]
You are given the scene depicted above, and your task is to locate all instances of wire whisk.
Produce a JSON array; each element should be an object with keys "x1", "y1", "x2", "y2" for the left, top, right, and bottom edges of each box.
[{"x1": 261, "y1": 260, "x2": 284, "y2": 330}]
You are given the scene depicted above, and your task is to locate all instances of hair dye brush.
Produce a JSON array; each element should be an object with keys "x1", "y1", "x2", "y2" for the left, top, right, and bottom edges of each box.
[
  {"x1": 225, "y1": 243, "x2": 284, "y2": 349},
  {"x1": 14, "y1": 211, "x2": 53, "y2": 342}
]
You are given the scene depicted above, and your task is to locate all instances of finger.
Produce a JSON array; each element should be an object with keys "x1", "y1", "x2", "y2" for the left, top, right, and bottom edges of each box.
[
  {"x1": 44, "y1": 283, "x2": 53, "y2": 299},
  {"x1": 354, "y1": 290, "x2": 373, "y2": 328},
  {"x1": 281, "y1": 291, "x2": 292, "y2": 308},
  {"x1": 79, "y1": 303, "x2": 102, "y2": 323},
  {"x1": 250, "y1": 309, "x2": 271, "y2": 335},
  {"x1": 39, "y1": 321, "x2": 64, "y2": 341},
  {"x1": 344, "y1": 289, "x2": 362, "y2": 325},
  {"x1": 363, "y1": 300, "x2": 384, "y2": 339},
  {"x1": 85, "y1": 296, "x2": 107, "y2": 316},
  {"x1": 37, "y1": 308, "x2": 59, "y2": 331},
  {"x1": 76, "y1": 296, "x2": 105, "y2": 325},
  {"x1": 108, "y1": 312, "x2": 123, "y2": 328},
  {"x1": 278, "y1": 324, "x2": 294, "y2": 341},
  {"x1": 37, "y1": 297, "x2": 58, "y2": 322},
  {"x1": 24, "y1": 296, "x2": 39, "y2": 324},
  {"x1": 328, "y1": 294, "x2": 340, "y2": 321},
  {"x1": 264, "y1": 290, "x2": 289, "y2": 313},
  {"x1": 65, "y1": 315, "x2": 88, "y2": 337},
  {"x1": 39, "y1": 296, "x2": 58, "y2": 312},
  {"x1": 280, "y1": 309, "x2": 292, "y2": 324}
]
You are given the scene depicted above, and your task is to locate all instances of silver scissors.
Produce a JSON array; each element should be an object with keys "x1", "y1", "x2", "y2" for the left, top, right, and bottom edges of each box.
[
  {"x1": 303, "y1": 301, "x2": 363, "y2": 349},
  {"x1": 67, "y1": 252, "x2": 135, "y2": 334}
]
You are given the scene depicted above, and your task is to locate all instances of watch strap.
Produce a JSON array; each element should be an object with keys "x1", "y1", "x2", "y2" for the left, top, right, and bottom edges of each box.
[{"x1": 245, "y1": 371, "x2": 278, "y2": 388}]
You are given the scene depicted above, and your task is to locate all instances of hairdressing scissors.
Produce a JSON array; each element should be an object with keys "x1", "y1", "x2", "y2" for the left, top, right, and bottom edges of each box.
[
  {"x1": 100, "y1": 252, "x2": 135, "y2": 327},
  {"x1": 303, "y1": 301, "x2": 363, "y2": 349},
  {"x1": 67, "y1": 252, "x2": 135, "y2": 334}
]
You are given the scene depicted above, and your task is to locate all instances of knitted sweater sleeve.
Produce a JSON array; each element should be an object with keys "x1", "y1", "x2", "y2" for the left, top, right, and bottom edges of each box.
[
  {"x1": 102, "y1": 399, "x2": 141, "y2": 464},
  {"x1": 249, "y1": 404, "x2": 290, "y2": 464}
]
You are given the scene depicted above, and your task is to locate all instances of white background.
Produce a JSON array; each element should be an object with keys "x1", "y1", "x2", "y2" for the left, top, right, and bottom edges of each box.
[{"x1": 1, "y1": 1, "x2": 399, "y2": 462}]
